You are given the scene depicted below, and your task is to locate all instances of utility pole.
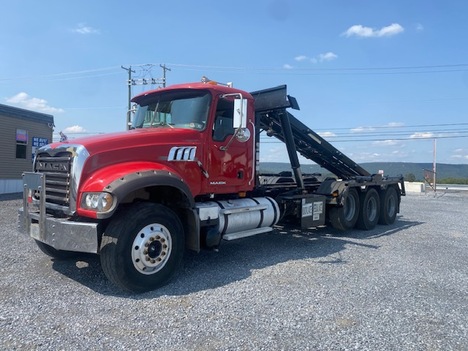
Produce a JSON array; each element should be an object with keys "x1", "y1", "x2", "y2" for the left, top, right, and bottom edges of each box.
[
  {"x1": 433, "y1": 138, "x2": 437, "y2": 193},
  {"x1": 121, "y1": 65, "x2": 135, "y2": 130},
  {"x1": 160, "y1": 64, "x2": 171, "y2": 87}
]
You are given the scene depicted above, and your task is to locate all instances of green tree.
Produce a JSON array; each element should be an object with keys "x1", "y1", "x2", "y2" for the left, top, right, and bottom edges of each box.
[{"x1": 405, "y1": 173, "x2": 416, "y2": 182}]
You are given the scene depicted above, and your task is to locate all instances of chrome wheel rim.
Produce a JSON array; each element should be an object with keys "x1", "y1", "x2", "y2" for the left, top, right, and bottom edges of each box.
[{"x1": 131, "y1": 223, "x2": 172, "y2": 275}]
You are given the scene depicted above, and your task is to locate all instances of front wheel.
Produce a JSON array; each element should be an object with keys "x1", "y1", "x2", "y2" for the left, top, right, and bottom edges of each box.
[{"x1": 100, "y1": 203, "x2": 184, "y2": 293}]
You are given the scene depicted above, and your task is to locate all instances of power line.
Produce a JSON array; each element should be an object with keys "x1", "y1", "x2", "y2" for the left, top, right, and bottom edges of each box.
[
  {"x1": 326, "y1": 134, "x2": 468, "y2": 143},
  {"x1": 260, "y1": 134, "x2": 468, "y2": 143},
  {"x1": 164, "y1": 62, "x2": 468, "y2": 75},
  {"x1": 314, "y1": 122, "x2": 468, "y2": 132},
  {"x1": 316, "y1": 129, "x2": 468, "y2": 138},
  {"x1": 0, "y1": 66, "x2": 121, "y2": 82},
  {"x1": 259, "y1": 121, "x2": 468, "y2": 144},
  {"x1": 3, "y1": 62, "x2": 468, "y2": 83}
]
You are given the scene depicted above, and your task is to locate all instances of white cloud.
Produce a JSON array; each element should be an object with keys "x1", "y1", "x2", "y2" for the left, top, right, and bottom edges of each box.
[
  {"x1": 260, "y1": 146, "x2": 289, "y2": 163},
  {"x1": 318, "y1": 52, "x2": 338, "y2": 62},
  {"x1": 349, "y1": 152, "x2": 381, "y2": 162},
  {"x1": 283, "y1": 64, "x2": 293, "y2": 69},
  {"x1": 451, "y1": 148, "x2": 468, "y2": 160},
  {"x1": 343, "y1": 23, "x2": 404, "y2": 38},
  {"x1": 72, "y1": 23, "x2": 100, "y2": 35},
  {"x1": 451, "y1": 154, "x2": 468, "y2": 160},
  {"x1": 385, "y1": 122, "x2": 405, "y2": 128},
  {"x1": 373, "y1": 140, "x2": 400, "y2": 146},
  {"x1": 63, "y1": 125, "x2": 87, "y2": 133},
  {"x1": 294, "y1": 55, "x2": 308, "y2": 62},
  {"x1": 291, "y1": 52, "x2": 338, "y2": 65},
  {"x1": 318, "y1": 131, "x2": 337, "y2": 138},
  {"x1": 378, "y1": 23, "x2": 404, "y2": 37},
  {"x1": 6, "y1": 92, "x2": 64, "y2": 113},
  {"x1": 416, "y1": 23, "x2": 424, "y2": 32},
  {"x1": 410, "y1": 132, "x2": 434, "y2": 139},
  {"x1": 350, "y1": 126, "x2": 376, "y2": 133}
]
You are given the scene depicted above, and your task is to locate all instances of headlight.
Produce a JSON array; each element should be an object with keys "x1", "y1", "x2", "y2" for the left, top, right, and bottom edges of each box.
[{"x1": 81, "y1": 192, "x2": 114, "y2": 212}]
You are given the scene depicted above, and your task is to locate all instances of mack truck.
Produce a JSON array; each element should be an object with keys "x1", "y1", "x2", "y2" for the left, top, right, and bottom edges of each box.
[{"x1": 19, "y1": 79, "x2": 405, "y2": 293}]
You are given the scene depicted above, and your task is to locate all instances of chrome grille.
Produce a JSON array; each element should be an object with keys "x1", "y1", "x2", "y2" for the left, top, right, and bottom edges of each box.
[{"x1": 35, "y1": 152, "x2": 73, "y2": 207}]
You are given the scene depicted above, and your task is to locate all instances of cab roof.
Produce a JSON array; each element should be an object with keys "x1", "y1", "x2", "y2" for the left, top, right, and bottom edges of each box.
[{"x1": 131, "y1": 82, "x2": 253, "y2": 104}]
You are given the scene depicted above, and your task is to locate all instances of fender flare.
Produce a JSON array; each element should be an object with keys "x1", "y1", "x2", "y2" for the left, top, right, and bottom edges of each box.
[
  {"x1": 106, "y1": 169, "x2": 195, "y2": 209},
  {"x1": 105, "y1": 169, "x2": 199, "y2": 252}
]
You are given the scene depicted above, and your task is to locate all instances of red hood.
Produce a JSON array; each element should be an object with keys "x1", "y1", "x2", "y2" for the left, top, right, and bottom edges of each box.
[
  {"x1": 47, "y1": 128, "x2": 203, "y2": 182},
  {"x1": 49, "y1": 128, "x2": 200, "y2": 155}
]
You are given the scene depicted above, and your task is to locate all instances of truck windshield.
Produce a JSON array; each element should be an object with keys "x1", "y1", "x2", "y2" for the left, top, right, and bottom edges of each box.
[{"x1": 132, "y1": 90, "x2": 211, "y2": 130}]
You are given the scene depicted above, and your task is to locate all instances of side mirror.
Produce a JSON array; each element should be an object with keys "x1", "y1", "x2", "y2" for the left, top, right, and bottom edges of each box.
[
  {"x1": 219, "y1": 94, "x2": 250, "y2": 151},
  {"x1": 233, "y1": 98, "x2": 247, "y2": 129},
  {"x1": 235, "y1": 127, "x2": 251, "y2": 143},
  {"x1": 126, "y1": 105, "x2": 137, "y2": 130}
]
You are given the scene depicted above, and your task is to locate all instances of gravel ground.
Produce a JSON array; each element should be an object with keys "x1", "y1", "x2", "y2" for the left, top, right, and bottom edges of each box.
[{"x1": 1, "y1": 192, "x2": 468, "y2": 350}]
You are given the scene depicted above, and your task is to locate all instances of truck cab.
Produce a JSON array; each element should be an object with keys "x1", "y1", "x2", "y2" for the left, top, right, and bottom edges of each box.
[{"x1": 130, "y1": 82, "x2": 255, "y2": 197}]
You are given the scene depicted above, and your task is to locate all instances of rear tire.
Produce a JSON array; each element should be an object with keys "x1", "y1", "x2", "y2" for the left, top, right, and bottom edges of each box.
[
  {"x1": 329, "y1": 188, "x2": 360, "y2": 231},
  {"x1": 100, "y1": 202, "x2": 184, "y2": 293},
  {"x1": 356, "y1": 188, "x2": 380, "y2": 230},
  {"x1": 379, "y1": 186, "x2": 399, "y2": 225}
]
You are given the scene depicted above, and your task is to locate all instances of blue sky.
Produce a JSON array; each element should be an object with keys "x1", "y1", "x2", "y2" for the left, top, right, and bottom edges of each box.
[{"x1": 1, "y1": 0, "x2": 468, "y2": 167}]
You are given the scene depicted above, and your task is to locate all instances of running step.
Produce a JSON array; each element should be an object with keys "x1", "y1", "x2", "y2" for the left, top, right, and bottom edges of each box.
[{"x1": 223, "y1": 227, "x2": 273, "y2": 241}]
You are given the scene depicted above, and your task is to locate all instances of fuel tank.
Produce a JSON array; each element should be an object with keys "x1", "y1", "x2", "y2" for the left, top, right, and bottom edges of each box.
[{"x1": 196, "y1": 197, "x2": 280, "y2": 239}]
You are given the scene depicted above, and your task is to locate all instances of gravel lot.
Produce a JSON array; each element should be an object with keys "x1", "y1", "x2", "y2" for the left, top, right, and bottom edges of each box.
[{"x1": 1, "y1": 192, "x2": 467, "y2": 350}]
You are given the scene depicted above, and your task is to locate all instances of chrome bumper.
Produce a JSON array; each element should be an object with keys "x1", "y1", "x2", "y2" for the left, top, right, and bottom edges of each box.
[{"x1": 19, "y1": 172, "x2": 99, "y2": 254}]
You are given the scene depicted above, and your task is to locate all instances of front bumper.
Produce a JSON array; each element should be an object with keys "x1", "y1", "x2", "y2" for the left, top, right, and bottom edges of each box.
[
  {"x1": 18, "y1": 208, "x2": 99, "y2": 253},
  {"x1": 18, "y1": 172, "x2": 99, "y2": 254}
]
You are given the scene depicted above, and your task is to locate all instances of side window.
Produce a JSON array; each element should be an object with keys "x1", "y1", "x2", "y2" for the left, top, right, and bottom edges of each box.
[{"x1": 212, "y1": 99, "x2": 235, "y2": 142}]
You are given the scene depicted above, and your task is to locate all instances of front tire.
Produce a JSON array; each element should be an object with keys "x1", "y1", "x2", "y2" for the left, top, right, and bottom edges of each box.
[{"x1": 100, "y1": 202, "x2": 184, "y2": 293}]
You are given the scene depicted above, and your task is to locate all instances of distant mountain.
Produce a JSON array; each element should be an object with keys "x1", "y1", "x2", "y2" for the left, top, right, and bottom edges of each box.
[{"x1": 259, "y1": 162, "x2": 468, "y2": 181}]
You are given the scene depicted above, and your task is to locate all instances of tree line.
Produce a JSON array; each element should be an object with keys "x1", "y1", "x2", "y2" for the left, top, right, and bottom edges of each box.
[{"x1": 405, "y1": 173, "x2": 468, "y2": 185}]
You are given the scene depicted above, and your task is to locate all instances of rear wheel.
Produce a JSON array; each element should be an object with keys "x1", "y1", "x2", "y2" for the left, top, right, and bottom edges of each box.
[
  {"x1": 356, "y1": 188, "x2": 380, "y2": 230},
  {"x1": 379, "y1": 186, "x2": 399, "y2": 225},
  {"x1": 100, "y1": 202, "x2": 184, "y2": 293},
  {"x1": 329, "y1": 188, "x2": 360, "y2": 231}
]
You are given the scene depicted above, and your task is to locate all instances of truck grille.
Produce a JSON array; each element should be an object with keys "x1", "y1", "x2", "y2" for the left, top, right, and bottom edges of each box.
[{"x1": 35, "y1": 152, "x2": 73, "y2": 207}]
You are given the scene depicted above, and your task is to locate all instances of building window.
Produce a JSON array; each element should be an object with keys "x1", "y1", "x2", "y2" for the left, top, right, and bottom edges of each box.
[{"x1": 16, "y1": 129, "x2": 28, "y2": 159}]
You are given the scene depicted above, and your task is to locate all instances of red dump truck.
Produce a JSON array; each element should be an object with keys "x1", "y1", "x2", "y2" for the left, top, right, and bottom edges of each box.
[{"x1": 19, "y1": 80, "x2": 405, "y2": 292}]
